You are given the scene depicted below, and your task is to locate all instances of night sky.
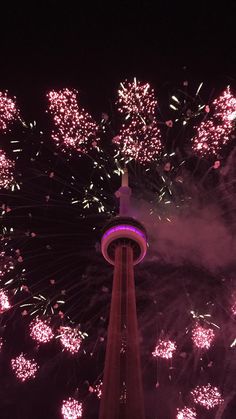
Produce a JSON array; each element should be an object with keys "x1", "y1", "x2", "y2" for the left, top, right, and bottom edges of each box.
[{"x1": 1, "y1": 2, "x2": 236, "y2": 419}]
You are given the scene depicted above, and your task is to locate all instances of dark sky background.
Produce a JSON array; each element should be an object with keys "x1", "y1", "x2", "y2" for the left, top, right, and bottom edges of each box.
[
  {"x1": 1, "y1": 2, "x2": 236, "y2": 419},
  {"x1": 0, "y1": 1, "x2": 236, "y2": 119}
]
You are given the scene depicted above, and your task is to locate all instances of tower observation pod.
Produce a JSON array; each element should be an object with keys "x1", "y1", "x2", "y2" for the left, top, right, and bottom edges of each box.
[{"x1": 99, "y1": 168, "x2": 147, "y2": 419}]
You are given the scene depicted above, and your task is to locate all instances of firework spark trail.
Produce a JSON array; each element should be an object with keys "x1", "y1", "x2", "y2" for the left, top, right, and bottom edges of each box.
[
  {"x1": 192, "y1": 87, "x2": 236, "y2": 156},
  {"x1": 47, "y1": 88, "x2": 99, "y2": 154},
  {"x1": 0, "y1": 91, "x2": 19, "y2": 131},
  {"x1": 114, "y1": 78, "x2": 162, "y2": 163}
]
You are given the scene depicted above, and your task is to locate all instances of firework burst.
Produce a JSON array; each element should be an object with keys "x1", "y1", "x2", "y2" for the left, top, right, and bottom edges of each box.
[
  {"x1": 114, "y1": 78, "x2": 162, "y2": 163},
  {"x1": 191, "y1": 324, "x2": 215, "y2": 350},
  {"x1": 29, "y1": 317, "x2": 54, "y2": 344},
  {"x1": 0, "y1": 289, "x2": 11, "y2": 313},
  {"x1": 192, "y1": 87, "x2": 236, "y2": 156},
  {"x1": 0, "y1": 150, "x2": 15, "y2": 189},
  {"x1": 58, "y1": 326, "x2": 86, "y2": 354},
  {"x1": 11, "y1": 353, "x2": 39, "y2": 382},
  {"x1": 0, "y1": 91, "x2": 19, "y2": 131},
  {"x1": 152, "y1": 338, "x2": 177, "y2": 359},
  {"x1": 47, "y1": 88, "x2": 99, "y2": 154},
  {"x1": 61, "y1": 397, "x2": 83, "y2": 419},
  {"x1": 191, "y1": 383, "x2": 223, "y2": 410},
  {"x1": 176, "y1": 407, "x2": 196, "y2": 419}
]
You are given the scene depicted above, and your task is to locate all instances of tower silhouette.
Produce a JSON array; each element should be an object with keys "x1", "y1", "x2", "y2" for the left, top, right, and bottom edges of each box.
[{"x1": 99, "y1": 168, "x2": 147, "y2": 419}]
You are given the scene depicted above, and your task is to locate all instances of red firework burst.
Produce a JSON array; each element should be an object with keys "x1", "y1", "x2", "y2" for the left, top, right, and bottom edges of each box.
[
  {"x1": 176, "y1": 406, "x2": 197, "y2": 419},
  {"x1": 191, "y1": 383, "x2": 223, "y2": 409},
  {"x1": 152, "y1": 338, "x2": 177, "y2": 359},
  {"x1": 0, "y1": 91, "x2": 18, "y2": 131},
  {"x1": 0, "y1": 289, "x2": 11, "y2": 313},
  {"x1": 191, "y1": 324, "x2": 215, "y2": 349},
  {"x1": 58, "y1": 326, "x2": 84, "y2": 354},
  {"x1": 29, "y1": 317, "x2": 54, "y2": 344},
  {"x1": 0, "y1": 150, "x2": 15, "y2": 189}
]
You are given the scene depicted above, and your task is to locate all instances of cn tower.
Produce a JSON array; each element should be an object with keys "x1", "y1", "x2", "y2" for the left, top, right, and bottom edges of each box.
[{"x1": 99, "y1": 168, "x2": 147, "y2": 419}]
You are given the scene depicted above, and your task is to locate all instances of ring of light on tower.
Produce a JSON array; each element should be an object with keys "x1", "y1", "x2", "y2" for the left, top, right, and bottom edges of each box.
[{"x1": 101, "y1": 216, "x2": 147, "y2": 265}]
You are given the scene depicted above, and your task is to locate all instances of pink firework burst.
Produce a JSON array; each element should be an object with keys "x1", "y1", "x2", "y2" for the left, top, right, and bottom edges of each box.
[
  {"x1": 191, "y1": 383, "x2": 223, "y2": 410},
  {"x1": 47, "y1": 88, "x2": 99, "y2": 154},
  {"x1": 231, "y1": 299, "x2": 236, "y2": 315},
  {"x1": 58, "y1": 326, "x2": 84, "y2": 354},
  {"x1": 115, "y1": 78, "x2": 162, "y2": 164},
  {"x1": 176, "y1": 407, "x2": 197, "y2": 419},
  {"x1": 0, "y1": 91, "x2": 18, "y2": 131},
  {"x1": 29, "y1": 317, "x2": 54, "y2": 344},
  {"x1": 11, "y1": 353, "x2": 39, "y2": 382},
  {"x1": 192, "y1": 324, "x2": 215, "y2": 349},
  {"x1": 0, "y1": 289, "x2": 11, "y2": 313},
  {"x1": 61, "y1": 397, "x2": 83, "y2": 419},
  {"x1": 192, "y1": 86, "x2": 236, "y2": 156},
  {"x1": 152, "y1": 338, "x2": 177, "y2": 359},
  {"x1": 0, "y1": 150, "x2": 15, "y2": 189}
]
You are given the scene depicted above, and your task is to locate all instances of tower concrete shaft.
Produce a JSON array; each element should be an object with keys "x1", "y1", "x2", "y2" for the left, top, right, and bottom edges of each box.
[{"x1": 99, "y1": 243, "x2": 145, "y2": 419}]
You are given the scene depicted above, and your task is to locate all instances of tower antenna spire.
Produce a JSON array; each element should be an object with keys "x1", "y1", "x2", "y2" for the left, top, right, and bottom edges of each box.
[{"x1": 115, "y1": 166, "x2": 131, "y2": 216}]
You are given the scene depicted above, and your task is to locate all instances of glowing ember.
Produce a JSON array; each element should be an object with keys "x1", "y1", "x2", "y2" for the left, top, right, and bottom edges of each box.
[
  {"x1": 11, "y1": 353, "x2": 39, "y2": 382},
  {"x1": 0, "y1": 91, "x2": 18, "y2": 131},
  {"x1": 58, "y1": 326, "x2": 83, "y2": 354},
  {"x1": 61, "y1": 397, "x2": 83, "y2": 419},
  {"x1": 152, "y1": 339, "x2": 177, "y2": 359},
  {"x1": 192, "y1": 325, "x2": 215, "y2": 349},
  {"x1": 115, "y1": 78, "x2": 162, "y2": 163},
  {"x1": 47, "y1": 88, "x2": 99, "y2": 154},
  {"x1": 176, "y1": 407, "x2": 196, "y2": 419},
  {"x1": 29, "y1": 317, "x2": 54, "y2": 344},
  {"x1": 0, "y1": 289, "x2": 11, "y2": 313},
  {"x1": 191, "y1": 383, "x2": 223, "y2": 409},
  {"x1": 0, "y1": 150, "x2": 15, "y2": 189},
  {"x1": 192, "y1": 87, "x2": 236, "y2": 156}
]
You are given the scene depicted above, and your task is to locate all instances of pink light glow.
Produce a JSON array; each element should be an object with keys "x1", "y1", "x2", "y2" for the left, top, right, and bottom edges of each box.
[
  {"x1": 0, "y1": 91, "x2": 18, "y2": 131},
  {"x1": 0, "y1": 150, "x2": 15, "y2": 189},
  {"x1": 47, "y1": 88, "x2": 99, "y2": 154},
  {"x1": 0, "y1": 289, "x2": 11, "y2": 313},
  {"x1": 152, "y1": 339, "x2": 177, "y2": 359},
  {"x1": 59, "y1": 326, "x2": 83, "y2": 354},
  {"x1": 29, "y1": 317, "x2": 54, "y2": 344},
  {"x1": 192, "y1": 325, "x2": 215, "y2": 349},
  {"x1": 61, "y1": 397, "x2": 83, "y2": 419},
  {"x1": 176, "y1": 407, "x2": 197, "y2": 419},
  {"x1": 115, "y1": 78, "x2": 162, "y2": 164},
  {"x1": 11, "y1": 353, "x2": 39, "y2": 382},
  {"x1": 191, "y1": 383, "x2": 223, "y2": 409},
  {"x1": 192, "y1": 87, "x2": 236, "y2": 156}
]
